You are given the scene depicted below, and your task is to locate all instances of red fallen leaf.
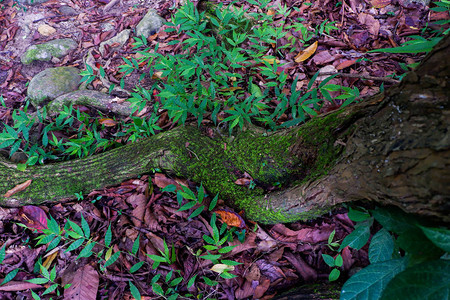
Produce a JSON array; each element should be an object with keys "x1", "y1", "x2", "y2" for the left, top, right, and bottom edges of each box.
[
  {"x1": 215, "y1": 209, "x2": 246, "y2": 228},
  {"x1": 18, "y1": 206, "x2": 48, "y2": 232},
  {"x1": 336, "y1": 59, "x2": 357, "y2": 70},
  {"x1": 234, "y1": 177, "x2": 252, "y2": 186},
  {"x1": 99, "y1": 118, "x2": 117, "y2": 127},
  {"x1": 4, "y1": 179, "x2": 32, "y2": 197}
]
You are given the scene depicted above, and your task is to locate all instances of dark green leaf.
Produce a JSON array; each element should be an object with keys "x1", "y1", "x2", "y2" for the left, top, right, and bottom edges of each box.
[
  {"x1": 340, "y1": 258, "x2": 408, "y2": 300},
  {"x1": 348, "y1": 207, "x2": 371, "y2": 222},
  {"x1": 80, "y1": 214, "x2": 90, "y2": 239},
  {"x1": 65, "y1": 239, "x2": 84, "y2": 253},
  {"x1": 105, "y1": 224, "x2": 112, "y2": 247},
  {"x1": 369, "y1": 229, "x2": 394, "y2": 264},
  {"x1": 381, "y1": 260, "x2": 450, "y2": 300},
  {"x1": 419, "y1": 225, "x2": 450, "y2": 253},
  {"x1": 371, "y1": 207, "x2": 418, "y2": 235},
  {"x1": 339, "y1": 220, "x2": 372, "y2": 251}
]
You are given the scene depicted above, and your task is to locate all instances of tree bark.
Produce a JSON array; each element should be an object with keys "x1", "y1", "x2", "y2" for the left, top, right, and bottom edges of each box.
[{"x1": 1, "y1": 36, "x2": 449, "y2": 224}]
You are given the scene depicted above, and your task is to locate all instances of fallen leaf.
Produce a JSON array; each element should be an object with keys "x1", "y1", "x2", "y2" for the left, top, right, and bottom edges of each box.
[
  {"x1": 38, "y1": 24, "x2": 56, "y2": 36},
  {"x1": 18, "y1": 205, "x2": 48, "y2": 232},
  {"x1": 4, "y1": 179, "x2": 32, "y2": 197},
  {"x1": 0, "y1": 281, "x2": 41, "y2": 291},
  {"x1": 294, "y1": 41, "x2": 318, "y2": 63},
  {"x1": 215, "y1": 209, "x2": 246, "y2": 228},
  {"x1": 99, "y1": 118, "x2": 117, "y2": 127},
  {"x1": 336, "y1": 59, "x2": 357, "y2": 70},
  {"x1": 370, "y1": 0, "x2": 391, "y2": 8},
  {"x1": 64, "y1": 264, "x2": 99, "y2": 300},
  {"x1": 234, "y1": 177, "x2": 252, "y2": 186},
  {"x1": 219, "y1": 86, "x2": 243, "y2": 92},
  {"x1": 211, "y1": 263, "x2": 234, "y2": 274}
]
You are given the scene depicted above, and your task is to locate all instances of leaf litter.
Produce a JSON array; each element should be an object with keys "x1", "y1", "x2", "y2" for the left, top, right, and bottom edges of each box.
[{"x1": 0, "y1": 0, "x2": 448, "y2": 298}]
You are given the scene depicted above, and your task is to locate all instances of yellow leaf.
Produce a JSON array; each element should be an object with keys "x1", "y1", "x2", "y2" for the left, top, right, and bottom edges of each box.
[
  {"x1": 262, "y1": 57, "x2": 280, "y2": 64},
  {"x1": 211, "y1": 264, "x2": 234, "y2": 274},
  {"x1": 294, "y1": 41, "x2": 318, "y2": 63}
]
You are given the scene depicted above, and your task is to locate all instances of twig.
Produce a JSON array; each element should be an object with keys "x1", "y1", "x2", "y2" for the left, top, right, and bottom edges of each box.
[{"x1": 318, "y1": 72, "x2": 400, "y2": 84}]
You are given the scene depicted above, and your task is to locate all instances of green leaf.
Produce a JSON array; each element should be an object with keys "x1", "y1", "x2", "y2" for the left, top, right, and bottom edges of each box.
[
  {"x1": 371, "y1": 207, "x2": 418, "y2": 235},
  {"x1": 178, "y1": 201, "x2": 196, "y2": 211},
  {"x1": 187, "y1": 274, "x2": 197, "y2": 288},
  {"x1": 1, "y1": 269, "x2": 19, "y2": 286},
  {"x1": 26, "y1": 277, "x2": 50, "y2": 284},
  {"x1": 340, "y1": 258, "x2": 408, "y2": 300},
  {"x1": 105, "y1": 224, "x2": 112, "y2": 247},
  {"x1": 381, "y1": 259, "x2": 450, "y2": 300},
  {"x1": 129, "y1": 281, "x2": 141, "y2": 300},
  {"x1": 329, "y1": 268, "x2": 340, "y2": 281},
  {"x1": 130, "y1": 261, "x2": 144, "y2": 273},
  {"x1": 80, "y1": 214, "x2": 90, "y2": 239},
  {"x1": 42, "y1": 283, "x2": 58, "y2": 295},
  {"x1": 322, "y1": 254, "x2": 335, "y2": 267},
  {"x1": 66, "y1": 239, "x2": 84, "y2": 253},
  {"x1": 200, "y1": 254, "x2": 221, "y2": 261},
  {"x1": 104, "y1": 251, "x2": 121, "y2": 268},
  {"x1": 68, "y1": 220, "x2": 84, "y2": 237},
  {"x1": 152, "y1": 282, "x2": 165, "y2": 296},
  {"x1": 77, "y1": 242, "x2": 95, "y2": 259},
  {"x1": 146, "y1": 254, "x2": 168, "y2": 263},
  {"x1": 218, "y1": 245, "x2": 236, "y2": 254},
  {"x1": 395, "y1": 227, "x2": 444, "y2": 263},
  {"x1": 419, "y1": 225, "x2": 450, "y2": 252},
  {"x1": 0, "y1": 245, "x2": 5, "y2": 263},
  {"x1": 339, "y1": 220, "x2": 372, "y2": 251},
  {"x1": 369, "y1": 229, "x2": 394, "y2": 264},
  {"x1": 348, "y1": 207, "x2": 371, "y2": 222},
  {"x1": 132, "y1": 235, "x2": 140, "y2": 255},
  {"x1": 189, "y1": 206, "x2": 204, "y2": 219},
  {"x1": 209, "y1": 193, "x2": 219, "y2": 211},
  {"x1": 335, "y1": 254, "x2": 343, "y2": 267}
]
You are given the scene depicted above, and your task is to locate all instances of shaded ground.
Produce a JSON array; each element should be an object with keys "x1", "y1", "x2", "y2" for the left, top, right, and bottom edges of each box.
[{"x1": 0, "y1": 0, "x2": 448, "y2": 299}]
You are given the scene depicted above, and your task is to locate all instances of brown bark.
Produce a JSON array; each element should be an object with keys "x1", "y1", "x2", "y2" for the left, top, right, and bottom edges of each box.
[{"x1": 0, "y1": 36, "x2": 449, "y2": 224}]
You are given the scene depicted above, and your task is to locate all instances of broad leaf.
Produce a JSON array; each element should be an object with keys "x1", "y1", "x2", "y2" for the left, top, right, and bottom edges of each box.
[
  {"x1": 371, "y1": 207, "x2": 417, "y2": 235},
  {"x1": 381, "y1": 260, "x2": 450, "y2": 300},
  {"x1": 340, "y1": 258, "x2": 407, "y2": 300},
  {"x1": 64, "y1": 265, "x2": 99, "y2": 300},
  {"x1": 339, "y1": 220, "x2": 372, "y2": 251},
  {"x1": 419, "y1": 225, "x2": 450, "y2": 253},
  {"x1": 369, "y1": 229, "x2": 394, "y2": 264}
]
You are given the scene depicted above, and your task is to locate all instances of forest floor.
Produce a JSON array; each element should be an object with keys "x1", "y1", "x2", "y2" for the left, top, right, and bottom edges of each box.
[{"x1": 0, "y1": 0, "x2": 448, "y2": 299}]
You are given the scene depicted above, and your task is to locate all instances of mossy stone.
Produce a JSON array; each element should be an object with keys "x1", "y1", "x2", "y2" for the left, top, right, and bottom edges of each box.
[
  {"x1": 27, "y1": 67, "x2": 81, "y2": 108},
  {"x1": 21, "y1": 38, "x2": 77, "y2": 65}
]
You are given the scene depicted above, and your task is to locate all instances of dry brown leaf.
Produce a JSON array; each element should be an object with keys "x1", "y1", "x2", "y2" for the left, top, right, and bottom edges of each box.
[
  {"x1": 64, "y1": 264, "x2": 99, "y2": 300},
  {"x1": 370, "y1": 0, "x2": 391, "y2": 8},
  {"x1": 99, "y1": 118, "x2": 117, "y2": 127},
  {"x1": 219, "y1": 86, "x2": 243, "y2": 92},
  {"x1": 4, "y1": 179, "x2": 32, "y2": 197},
  {"x1": 294, "y1": 41, "x2": 318, "y2": 63},
  {"x1": 336, "y1": 59, "x2": 357, "y2": 70}
]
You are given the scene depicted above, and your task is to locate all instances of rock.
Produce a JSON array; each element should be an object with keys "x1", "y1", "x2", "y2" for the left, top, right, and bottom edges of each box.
[
  {"x1": 99, "y1": 29, "x2": 131, "y2": 55},
  {"x1": 58, "y1": 5, "x2": 77, "y2": 16},
  {"x1": 135, "y1": 9, "x2": 165, "y2": 38},
  {"x1": 27, "y1": 67, "x2": 81, "y2": 108},
  {"x1": 21, "y1": 38, "x2": 77, "y2": 65},
  {"x1": 48, "y1": 90, "x2": 132, "y2": 117},
  {"x1": 16, "y1": 0, "x2": 50, "y2": 5},
  {"x1": 38, "y1": 24, "x2": 56, "y2": 36}
]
